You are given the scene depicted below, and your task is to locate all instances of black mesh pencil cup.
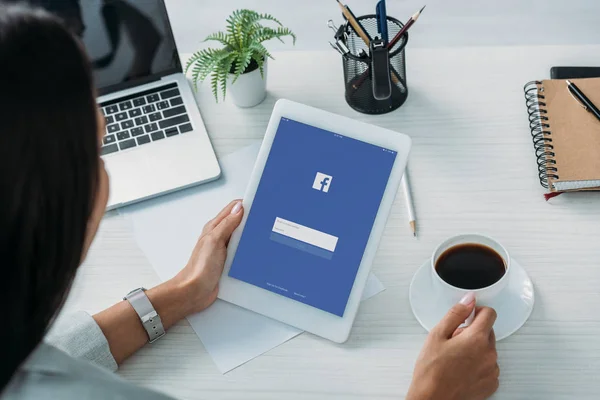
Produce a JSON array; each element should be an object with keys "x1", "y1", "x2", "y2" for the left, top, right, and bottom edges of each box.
[{"x1": 342, "y1": 15, "x2": 408, "y2": 115}]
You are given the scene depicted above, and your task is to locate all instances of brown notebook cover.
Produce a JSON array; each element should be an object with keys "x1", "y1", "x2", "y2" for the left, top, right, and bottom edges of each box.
[{"x1": 525, "y1": 78, "x2": 600, "y2": 192}]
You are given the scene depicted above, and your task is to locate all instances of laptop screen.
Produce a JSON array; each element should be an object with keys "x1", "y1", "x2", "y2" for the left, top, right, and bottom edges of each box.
[{"x1": 25, "y1": 0, "x2": 180, "y2": 95}]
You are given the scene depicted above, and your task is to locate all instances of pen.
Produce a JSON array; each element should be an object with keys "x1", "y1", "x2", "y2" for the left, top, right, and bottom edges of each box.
[
  {"x1": 376, "y1": 0, "x2": 389, "y2": 44},
  {"x1": 566, "y1": 80, "x2": 600, "y2": 123},
  {"x1": 336, "y1": 0, "x2": 372, "y2": 46},
  {"x1": 387, "y1": 5, "x2": 426, "y2": 49},
  {"x1": 401, "y1": 172, "x2": 417, "y2": 237}
]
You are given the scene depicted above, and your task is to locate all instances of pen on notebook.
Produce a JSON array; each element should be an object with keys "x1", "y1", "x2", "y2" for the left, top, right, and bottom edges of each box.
[
  {"x1": 387, "y1": 5, "x2": 426, "y2": 49},
  {"x1": 566, "y1": 80, "x2": 600, "y2": 123},
  {"x1": 401, "y1": 172, "x2": 417, "y2": 237},
  {"x1": 335, "y1": 0, "x2": 372, "y2": 46}
]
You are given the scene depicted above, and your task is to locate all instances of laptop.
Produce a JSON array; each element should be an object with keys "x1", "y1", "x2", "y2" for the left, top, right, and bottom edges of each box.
[{"x1": 35, "y1": 0, "x2": 221, "y2": 209}]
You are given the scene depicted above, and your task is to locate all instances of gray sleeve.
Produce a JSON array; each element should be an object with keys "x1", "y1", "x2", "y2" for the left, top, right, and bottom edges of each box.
[{"x1": 44, "y1": 311, "x2": 118, "y2": 372}]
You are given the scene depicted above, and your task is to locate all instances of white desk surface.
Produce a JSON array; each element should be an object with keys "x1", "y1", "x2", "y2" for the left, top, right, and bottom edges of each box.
[
  {"x1": 64, "y1": 46, "x2": 600, "y2": 399},
  {"x1": 165, "y1": 0, "x2": 600, "y2": 52}
]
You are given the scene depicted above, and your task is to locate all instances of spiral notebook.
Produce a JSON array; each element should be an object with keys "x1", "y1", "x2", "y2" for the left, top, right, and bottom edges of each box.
[{"x1": 524, "y1": 78, "x2": 600, "y2": 192}]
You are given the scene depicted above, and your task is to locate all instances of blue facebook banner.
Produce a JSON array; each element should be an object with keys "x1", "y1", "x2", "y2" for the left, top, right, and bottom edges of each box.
[{"x1": 229, "y1": 118, "x2": 397, "y2": 317}]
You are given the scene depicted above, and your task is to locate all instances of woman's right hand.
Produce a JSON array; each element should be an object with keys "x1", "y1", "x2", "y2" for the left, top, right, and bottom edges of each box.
[
  {"x1": 407, "y1": 293, "x2": 499, "y2": 400},
  {"x1": 170, "y1": 200, "x2": 244, "y2": 317}
]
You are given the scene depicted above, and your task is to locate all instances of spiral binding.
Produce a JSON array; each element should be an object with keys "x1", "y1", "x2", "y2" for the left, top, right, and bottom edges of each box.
[{"x1": 524, "y1": 81, "x2": 558, "y2": 189}]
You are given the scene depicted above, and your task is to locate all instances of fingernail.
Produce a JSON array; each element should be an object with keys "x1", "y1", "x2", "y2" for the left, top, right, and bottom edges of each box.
[
  {"x1": 230, "y1": 201, "x2": 242, "y2": 215},
  {"x1": 459, "y1": 292, "x2": 476, "y2": 305}
]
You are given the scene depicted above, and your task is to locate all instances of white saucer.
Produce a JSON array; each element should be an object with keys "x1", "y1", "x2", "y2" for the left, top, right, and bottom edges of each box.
[{"x1": 409, "y1": 258, "x2": 535, "y2": 340}]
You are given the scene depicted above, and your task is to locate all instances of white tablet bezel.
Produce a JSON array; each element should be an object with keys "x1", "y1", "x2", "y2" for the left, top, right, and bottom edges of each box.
[{"x1": 218, "y1": 99, "x2": 411, "y2": 343}]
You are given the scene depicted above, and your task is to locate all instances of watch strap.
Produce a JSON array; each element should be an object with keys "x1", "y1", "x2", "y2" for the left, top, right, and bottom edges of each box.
[{"x1": 124, "y1": 288, "x2": 165, "y2": 343}]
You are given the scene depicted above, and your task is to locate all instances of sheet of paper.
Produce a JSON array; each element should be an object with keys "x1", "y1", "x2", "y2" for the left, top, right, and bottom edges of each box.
[{"x1": 121, "y1": 142, "x2": 385, "y2": 373}]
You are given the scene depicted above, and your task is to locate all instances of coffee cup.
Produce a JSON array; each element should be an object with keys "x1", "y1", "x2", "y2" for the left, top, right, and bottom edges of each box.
[{"x1": 430, "y1": 234, "x2": 511, "y2": 307}]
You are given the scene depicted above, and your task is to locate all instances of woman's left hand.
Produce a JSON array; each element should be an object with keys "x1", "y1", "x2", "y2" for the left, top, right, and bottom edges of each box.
[
  {"x1": 172, "y1": 200, "x2": 244, "y2": 315},
  {"x1": 94, "y1": 200, "x2": 244, "y2": 364}
]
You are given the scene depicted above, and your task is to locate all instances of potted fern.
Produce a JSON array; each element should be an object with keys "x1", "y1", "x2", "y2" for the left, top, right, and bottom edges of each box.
[{"x1": 185, "y1": 10, "x2": 296, "y2": 108}]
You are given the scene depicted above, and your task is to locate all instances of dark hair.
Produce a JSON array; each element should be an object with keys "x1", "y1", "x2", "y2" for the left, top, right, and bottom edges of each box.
[{"x1": 0, "y1": 4, "x2": 99, "y2": 391}]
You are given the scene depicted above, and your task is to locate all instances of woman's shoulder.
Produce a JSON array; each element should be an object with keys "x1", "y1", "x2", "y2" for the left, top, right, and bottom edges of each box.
[{"x1": 3, "y1": 344, "x2": 174, "y2": 400}]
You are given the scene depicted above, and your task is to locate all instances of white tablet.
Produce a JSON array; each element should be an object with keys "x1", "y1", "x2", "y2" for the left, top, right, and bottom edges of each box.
[{"x1": 218, "y1": 100, "x2": 411, "y2": 343}]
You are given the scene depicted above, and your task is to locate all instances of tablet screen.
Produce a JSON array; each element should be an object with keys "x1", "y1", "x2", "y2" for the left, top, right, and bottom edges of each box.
[{"x1": 229, "y1": 118, "x2": 397, "y2": 316}]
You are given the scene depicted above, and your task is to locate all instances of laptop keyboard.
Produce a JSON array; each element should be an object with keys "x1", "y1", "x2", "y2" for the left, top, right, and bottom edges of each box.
[{"x1": 100, "y1": 83, "x2": 193, "y2": 156}]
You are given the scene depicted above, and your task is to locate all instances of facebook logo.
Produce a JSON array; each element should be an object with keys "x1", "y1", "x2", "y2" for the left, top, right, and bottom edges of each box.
[{"x1": 312, "y1": 172, "x2": 333, "y2": 193}]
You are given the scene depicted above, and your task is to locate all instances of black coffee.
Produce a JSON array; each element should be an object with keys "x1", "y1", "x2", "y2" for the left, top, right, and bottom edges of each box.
[{"x1": 435, "y1": 244, "x2": 506, "y2": 290}]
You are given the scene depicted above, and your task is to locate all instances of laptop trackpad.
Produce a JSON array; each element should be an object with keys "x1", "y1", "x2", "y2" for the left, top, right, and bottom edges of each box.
[{"x1": 104, "y1": 134, "x2": 219, "y2": 209}]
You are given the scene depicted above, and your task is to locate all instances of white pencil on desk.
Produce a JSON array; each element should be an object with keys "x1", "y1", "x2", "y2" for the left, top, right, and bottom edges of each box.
[{"x1": 401, "y1": 171, "x2": 417, "y2": 237}]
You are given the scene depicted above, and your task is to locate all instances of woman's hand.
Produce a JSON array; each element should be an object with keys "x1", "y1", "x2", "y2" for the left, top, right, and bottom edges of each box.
[
  {"x1": 94, "y1": 200, "x2": 244, "y2": 364},
  {"x1": 407, "y1": 294, "x2": 500, "y2": 400},
  {"x1": 171, "y1": 200, "x2": 244, "y2": 316}
]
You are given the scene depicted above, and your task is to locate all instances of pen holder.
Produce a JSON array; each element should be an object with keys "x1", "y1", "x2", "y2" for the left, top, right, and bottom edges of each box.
[{"x1": 342, "y1": 15, "x2": 408, "y2": 115}]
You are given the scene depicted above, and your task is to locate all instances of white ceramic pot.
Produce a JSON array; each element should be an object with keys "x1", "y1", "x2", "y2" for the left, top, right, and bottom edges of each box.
[{"x1": 227, "y1": 59, "x2": 268, "y2": 108}]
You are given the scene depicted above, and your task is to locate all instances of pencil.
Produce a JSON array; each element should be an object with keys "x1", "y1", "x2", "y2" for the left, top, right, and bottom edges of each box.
[
  {"x1": 388, "y1": 5, "x2": 426, "y2": 49},
  {"x1": 401, "y1": 172, "x2": 416, "y2": 237},
  {"x1": 336, "y1": 0, "x2": 371, "y2": 46}
]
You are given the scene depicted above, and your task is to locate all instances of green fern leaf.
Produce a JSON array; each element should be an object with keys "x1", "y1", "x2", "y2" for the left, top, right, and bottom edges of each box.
[
  {"x1": 256, "y1": 13, "x2": 283, "y2": 26},
  {"x1": 185, "y1": 48, "x2": 232, "y2": 91},
  {"x1": 240, "y1": 11, "x2": 259, "y2": 48},
  {"x1": 184, "y1": 50, "x2": 204, "y2": 75},
  {"x1": 250, "y1": 52, "x2": 265, "y2": 79},
  {"x1": 252, "y1": 27, "x2": 296, "y2": 45},
  {"x1": 210, "y1": 71, "x2": 219, "y2": 102},
  {"x1": 249, "y1": 42, "x2": 273, "y2": 61},
  {"x1": 227, "y1": 9, "x2": 245, "y2": 49},
  {"x1": 221, "y1": 52, "x2": 237, "y2": 78},
  {"x1": 238, "y1": 11, "x2": 250, "y2": 48},
  {"x1": 264, "y1": 27, "x2": 285, "y2": 44},
  {"x1": 219, "y1": 64, "x2": 228, "y2": 101},
  {"x1": 232, "y1": 50, "x2": 252, "y2": 84},
  {"x1": 259, "y1": 63, "x2": 264, "y2": 79},
  {"x1": 186, "y1": 49, "x2": 213, "y2": 89},
  {"x1": 241, "y1": 9, "x2": 261, "y2": 25},
  {"x1": 225, "y1": 20, "x2": 236, "y2": 44},
  {"x1": 276, "y1": 27, "x2": 297, "y2": 45},
  {"x1": 225, "y1": 16, "x2": 239, "y2": 49},
  {"x1": 198, "y1": 49, "x2": 232, "y2": 82},
  {"x1": 198, "y1": 49, "x2": 221, "y2": 70},
  {"x1": 204, "y1": 31, "x2": 234, "y2": 48},
  {"x1": 191, "y1": 65, "x2": 202, "y2": 90}
]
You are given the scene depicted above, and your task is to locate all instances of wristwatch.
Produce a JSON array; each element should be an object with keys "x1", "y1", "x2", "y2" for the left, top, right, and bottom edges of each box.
[{"x1": 124, "y1": 288, "x2": 165, "y2": 343}]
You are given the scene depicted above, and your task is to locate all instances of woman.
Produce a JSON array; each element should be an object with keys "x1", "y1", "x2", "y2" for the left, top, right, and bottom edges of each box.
[{"x1": 0, "y1": 5, "x2": 499, "y2": 400}]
